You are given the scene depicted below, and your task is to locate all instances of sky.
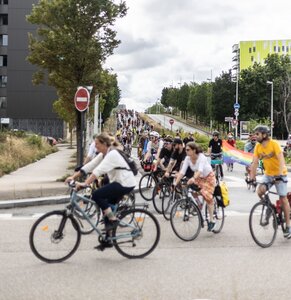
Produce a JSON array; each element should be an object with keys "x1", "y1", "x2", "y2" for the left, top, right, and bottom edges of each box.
[{"x1": 105, "y1": 0, "x2": 291, "y2": 112}]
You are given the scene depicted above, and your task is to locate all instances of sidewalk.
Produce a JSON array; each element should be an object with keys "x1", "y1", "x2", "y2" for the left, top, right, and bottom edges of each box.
[
  {"x1": 0, "y1": 144, "x2": 144, "y2": 209},
  {"x1": 0, "y1": 144, "x2": 75, "y2": 202}
]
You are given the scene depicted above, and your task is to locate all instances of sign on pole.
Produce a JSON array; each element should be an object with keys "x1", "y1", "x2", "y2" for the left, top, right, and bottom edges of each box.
[
  {"x1": 225, "y1": 117, "x2": 233, "y2": 122},
  {"x1": 169, "y1": 118, "x2": 174, "y2": 131},
  {"x1": 233, "y1": 103, "x2": 240, "y2": 109},
  {"x1": 74, "y1": 87, "x2": 90, "y2": 112}
]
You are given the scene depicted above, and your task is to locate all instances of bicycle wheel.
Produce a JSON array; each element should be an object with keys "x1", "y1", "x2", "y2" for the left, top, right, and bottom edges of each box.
[
  {"x1": 113, "y1": 208, "x2": 160, "y2": 259},
  {"x1": 73, "y1": 201, "x2": 101, "y2": 235},
  {"x1": 205, "y1": 198, "x2": 225, "y2": 233},
  {"x1": 170, "y1": 198, "x2": 202, "y2": 241},
  {"x1": 249, "y1": 202, "x2": 277, "y2": 248},
  {"x1": 162, "y1": 190, "x2": 181, "y2": 221},
  {"x1": 152, "y1": 182, "x2": 168, "y2": 214},
  {"x1": 139, "y1": 173, "x2": 157, "y2": 201},
  {"x1": 29, "y1": 210, "x2": 81, "y2": 263}
]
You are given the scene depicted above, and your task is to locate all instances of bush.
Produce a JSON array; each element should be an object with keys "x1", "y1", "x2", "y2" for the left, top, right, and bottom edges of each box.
[{"x1": 26, "y1": 135, "x2": 42, "y2": 149}]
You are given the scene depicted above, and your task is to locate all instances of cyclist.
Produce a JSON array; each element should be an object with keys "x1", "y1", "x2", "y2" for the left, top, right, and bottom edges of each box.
[
  {"x1": 174, "y1": 142, "x2": 216, "y2": 231},
  {"x1": 208, "y1": 131, "x2": 224, "y2": 180},
  {"x1": 183, "y1": 132, "x2": 195, "y2": 146},
  {"x1": 226, "y1": 133, "x2": 236, "y2": 171},
  {"x1": 137, "y1": 130, "x2": 148, "y2": 160},
  {"x1": 66, "y1": 133, "x2": 136, "y2": 248},
  {"x1": 153, "y1": 137, "x2": 173, "y2": 171},
  {"x1": 250, "y1": 125, "x2": 290, "y2": 238},
  {"x1": 164, "y1": 138, "x2": 186, "y2": 177},
  {"x1": 244, "y1": 134, "x2": 257, "y2": 180},
  {"x1": 244, "y1": 134, "x2": 256, "y2": 153},
  {"x1": 143, "y1": 131, "x2": 163, "y2": 162}
]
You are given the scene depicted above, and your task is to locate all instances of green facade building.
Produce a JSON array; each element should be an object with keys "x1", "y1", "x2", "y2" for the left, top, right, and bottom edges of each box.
[{"x1": 233, "y1": 39, "x2": 291, "y2": 71}]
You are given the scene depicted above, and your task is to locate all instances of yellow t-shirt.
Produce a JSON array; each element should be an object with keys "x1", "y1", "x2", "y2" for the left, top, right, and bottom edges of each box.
[{"x1": 254, "y1": 140, "x2": 287, "y2": 176}]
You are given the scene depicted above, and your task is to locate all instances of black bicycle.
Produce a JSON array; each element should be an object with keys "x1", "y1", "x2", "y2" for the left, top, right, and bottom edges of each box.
[
  {"x1": 249, "y1": 177, "x2": 289, "y2": 248},
  {"x1": 139, "y1": 167, "x2": 164, "y2": 201},
  {"x1": 170, "y1": 184, "x2": 225, "y2": 241}
]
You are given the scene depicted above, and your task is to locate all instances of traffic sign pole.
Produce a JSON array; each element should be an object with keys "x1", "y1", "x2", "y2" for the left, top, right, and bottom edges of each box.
[{"x1": 74, "y1": 87, "x2": 90, "y2": 166}]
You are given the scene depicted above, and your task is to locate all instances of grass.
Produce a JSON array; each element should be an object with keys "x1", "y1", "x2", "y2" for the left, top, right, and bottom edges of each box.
[{"x1": 0, "y1": 133, "x2": 57, "y2": 177}]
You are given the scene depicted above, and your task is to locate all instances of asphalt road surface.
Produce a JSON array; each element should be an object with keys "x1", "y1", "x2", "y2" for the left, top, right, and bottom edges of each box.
[{"x1": 1, "y1": 162, "x2": 291, "y2": 300}]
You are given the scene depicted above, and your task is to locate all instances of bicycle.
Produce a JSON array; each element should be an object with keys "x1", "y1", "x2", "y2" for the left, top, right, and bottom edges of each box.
[
  {"x1": 29, "y1": 183, "x2": 160, "y2": 263},
  {"x1": 170, "y1": 184, "x2": 225, "y2": 241},
  {"x1": 249, "y1": 178, "x2": 289, "y2": 248},
  {"x1": 210, "y1": 153, "x2": 223, "y2": 182},
  {"x1": 139, "y1": 166, "x2": 164, "y2": 201}
]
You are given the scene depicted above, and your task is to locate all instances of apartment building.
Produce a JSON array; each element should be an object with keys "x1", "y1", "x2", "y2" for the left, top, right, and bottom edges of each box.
[{"x1": 0, "y1": 0, "x2": 63, "y2": 138}]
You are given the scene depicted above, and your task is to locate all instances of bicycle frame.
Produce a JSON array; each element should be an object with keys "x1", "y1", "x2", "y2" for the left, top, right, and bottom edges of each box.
[{"x1": 69, "y1": 189, "x2": 140, "y2": 242}]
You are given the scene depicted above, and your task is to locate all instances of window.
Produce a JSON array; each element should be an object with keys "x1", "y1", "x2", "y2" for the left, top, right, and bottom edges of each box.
[
  {"x1": 0, "y1": 0, "x2": 8, "y2": 4},
  {"x1": 282, "y1": 46, "x2": 285, "y2": 52},
  {"x1": 0, "y1": 55, "x2": 7, "y2": 66},
  {"x1": 0, "y1": 96, "x2": 7, "y2": 109},
  {"x1": 274, "y1": 46, "x2": 276, "y2": 52},
  {"x1": 0, "y1": 35, "x2": 8, "y2": 46},
  {"x1": 0, "y1": 75, "x2": 7, "y2": 87},
  {"x1": 249, "y1": 47, "x2": 252, "y2": 53},
  {"x1": 253, "y1": 46, "x2": 256, "y2": 52},
  {"x1": 251, "y1": 56, "x2": 254, "y2": 62},
  {"x1": 0, "y1": 14, "x2": 8, "y2": 25}
]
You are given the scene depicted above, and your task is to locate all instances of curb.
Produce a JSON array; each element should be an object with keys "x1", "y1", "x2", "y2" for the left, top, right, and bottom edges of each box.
[{"x1": 0, "y1": 187, "x2": 143, "y2": 209}]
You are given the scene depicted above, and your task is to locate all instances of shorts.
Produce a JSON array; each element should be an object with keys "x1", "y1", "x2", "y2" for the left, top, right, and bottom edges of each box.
[{"x1": 261, "y1": 175, "x2": 288, "y2": 197}]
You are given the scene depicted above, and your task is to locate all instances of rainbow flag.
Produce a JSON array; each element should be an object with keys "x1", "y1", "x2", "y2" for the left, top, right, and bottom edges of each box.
[{"x1": 222, "y1": 140, "x2": 253, "y2": 166}]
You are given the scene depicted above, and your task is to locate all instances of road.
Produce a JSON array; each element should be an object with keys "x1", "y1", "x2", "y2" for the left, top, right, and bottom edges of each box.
[
  {"x1": 148, "y1": 114, "x2": 210, "y2": 136},
  {"x1": 1, "y1": 162, "x2": 291, "y2": 300}
]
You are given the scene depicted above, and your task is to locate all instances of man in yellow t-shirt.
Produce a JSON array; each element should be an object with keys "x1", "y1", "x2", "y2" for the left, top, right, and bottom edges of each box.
[{"x1": 250, "y1": 125, "x2": 290, "y2": 238}]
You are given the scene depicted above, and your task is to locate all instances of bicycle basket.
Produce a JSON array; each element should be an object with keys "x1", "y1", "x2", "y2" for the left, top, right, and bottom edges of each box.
[{"x1": 143, "y1": 162, "x2": 152, "y2": 172}]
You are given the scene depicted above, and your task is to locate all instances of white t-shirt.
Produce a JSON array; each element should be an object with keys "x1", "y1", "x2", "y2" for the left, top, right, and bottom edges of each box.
[
  {"x1": 180, "y1": 154, "x2": 212, "y2": 178},
  {"x1": 87, "y1": 141, "x2": 97, "y2": 159},
  {"x1": 146, "y1": 140, "x2": 164, "y2": 153}
]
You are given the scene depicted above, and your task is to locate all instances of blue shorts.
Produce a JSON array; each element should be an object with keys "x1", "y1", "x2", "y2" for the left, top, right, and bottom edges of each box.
[{"x1": 261, "y1": 175, "x2": 288, "y2": 197}]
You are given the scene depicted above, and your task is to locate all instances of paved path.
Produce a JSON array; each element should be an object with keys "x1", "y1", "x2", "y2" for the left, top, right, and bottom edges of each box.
[{"x1": 0, "y1": 144, "x2": 75, "y2": 201}]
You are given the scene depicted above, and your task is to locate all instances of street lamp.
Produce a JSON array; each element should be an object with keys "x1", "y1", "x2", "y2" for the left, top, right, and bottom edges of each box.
[{"x1": 266, "y1": 80, "x2": 273, "y2": 139}]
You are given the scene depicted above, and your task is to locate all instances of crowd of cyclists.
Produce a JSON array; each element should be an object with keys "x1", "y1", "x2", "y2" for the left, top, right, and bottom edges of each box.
[{"x1": 64, "y1": 109, "x2": 290, "y2": 251}]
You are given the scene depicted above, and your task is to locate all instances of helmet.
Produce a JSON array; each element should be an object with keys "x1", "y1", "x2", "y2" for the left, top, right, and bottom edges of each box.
[
  {"x1": 212, "y1": 131, "x2": 219, "y2": 137},
  {"x1": 150, "y1": 131, "x2": 160, "y2": 138},
  {"x1": 253, "y1": 125, "x2": 270, "y2": 135}
]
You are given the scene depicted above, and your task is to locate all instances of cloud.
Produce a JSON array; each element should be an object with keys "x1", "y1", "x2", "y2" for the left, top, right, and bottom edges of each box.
[{"x1": 105, "y1": 0, "x2": 291, "y2": 111}]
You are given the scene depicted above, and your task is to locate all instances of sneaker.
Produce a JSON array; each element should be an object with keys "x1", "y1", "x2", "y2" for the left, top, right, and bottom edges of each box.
[
  {"x1": 207, "y1": 221, "x2": 216, "y2": 232},
  {"x1": 94, "y1": 241, "x2": 113, "y2": 251},
  {"x1": 102, "y1": 219, "x2": 119, "y2": 232},
  {"x1": 283, "y1": 227, "x2": 291, "y2": 239}
]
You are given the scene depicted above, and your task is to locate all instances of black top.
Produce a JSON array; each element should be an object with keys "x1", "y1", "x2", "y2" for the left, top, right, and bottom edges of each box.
[
  {"x1": 159, "y1": 147, "x2": 173, "y2": 160},
  {"x1": 183, "y1": 137, "x2": 194, "y2": 145},
  {"x1": 171, "y1": 148, "x2": 186, "y2": 171},
  {"x1": 208, "y1": 138, "x2": 222, "y2": 154}
]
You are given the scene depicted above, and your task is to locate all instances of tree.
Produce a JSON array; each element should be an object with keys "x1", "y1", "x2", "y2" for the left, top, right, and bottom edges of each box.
[
  {"x1": 27, "y1": 0, "x2": 127, "y2": 165},
  {"x1": 211, "y1": 70, "x2": 235, "y2": 129}
]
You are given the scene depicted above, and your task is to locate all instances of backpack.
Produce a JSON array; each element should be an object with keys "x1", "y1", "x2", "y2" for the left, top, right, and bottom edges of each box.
[
  {"x1": 220, "y1": 181, "x2": 230, "y2": 207},
  {"x1": 114, "y1": 149, "x2": 138, "y2": 176},
  {"x1": 214, "y1": 182, "x2": 230, "y2": 207}
]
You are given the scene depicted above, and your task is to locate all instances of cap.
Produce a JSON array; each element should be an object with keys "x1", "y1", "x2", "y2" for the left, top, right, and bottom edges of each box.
[{"x1": 173, "y1": 138, "x2": 183, "y2": 145}]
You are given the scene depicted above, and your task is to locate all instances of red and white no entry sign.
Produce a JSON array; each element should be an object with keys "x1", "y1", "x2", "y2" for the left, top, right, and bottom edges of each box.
[
  {"x1": 169, "y1": 119, "x2": 174, "y2": 125},
  {"x1": 74, "y1": 87, "x2": 90, "y2": 112}
]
